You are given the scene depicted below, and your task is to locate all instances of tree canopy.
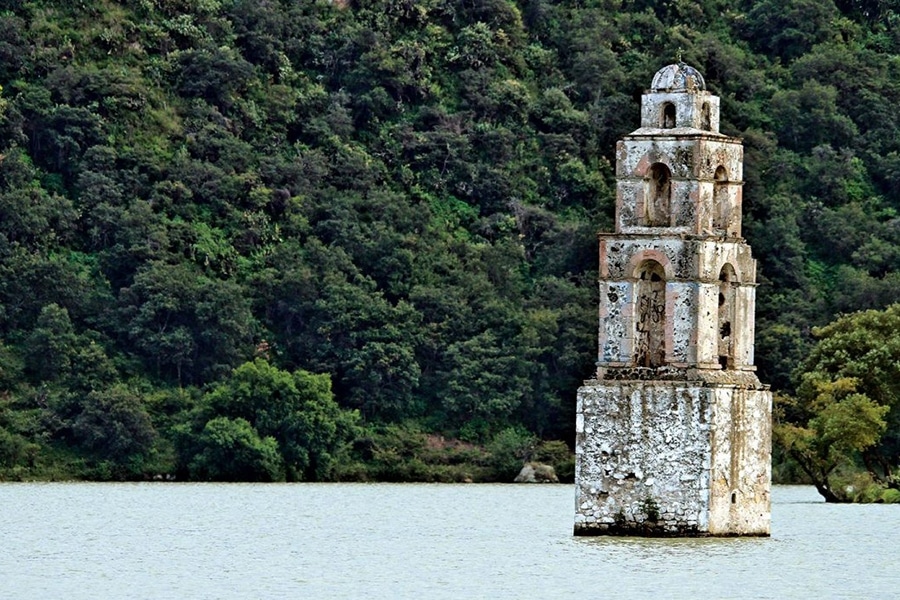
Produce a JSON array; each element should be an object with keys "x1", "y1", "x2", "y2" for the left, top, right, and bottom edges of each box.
[
  {"x1": 0, "y1": 0, "x2": 899, "y2": 482},
  {"x1": 778, "y1": 304, "x2": 900, "y2": 502}
]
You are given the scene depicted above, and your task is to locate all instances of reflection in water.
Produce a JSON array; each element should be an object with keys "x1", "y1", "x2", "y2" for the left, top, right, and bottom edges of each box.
[
  {"x1": 0, "y1": 484, "x2": 895, "y2": 599},
  {"x1": 576, "y1": 533, "x2": 770, "y2": 559}
]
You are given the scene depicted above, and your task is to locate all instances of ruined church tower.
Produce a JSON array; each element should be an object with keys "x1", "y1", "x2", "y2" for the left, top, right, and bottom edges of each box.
[{"x1": 574, "y1": 63, "x2": 771, "y2": 536}]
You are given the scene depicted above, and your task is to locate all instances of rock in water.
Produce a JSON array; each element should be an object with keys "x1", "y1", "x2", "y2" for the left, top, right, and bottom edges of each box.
[{"x1": 514, "y1": 462, "x2": 559, "y2": 483}]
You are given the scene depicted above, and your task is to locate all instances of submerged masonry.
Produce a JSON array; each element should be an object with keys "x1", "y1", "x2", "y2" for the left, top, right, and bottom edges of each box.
[{"x1": 574, "y1": 63, "x2": 771, "y2": 536}]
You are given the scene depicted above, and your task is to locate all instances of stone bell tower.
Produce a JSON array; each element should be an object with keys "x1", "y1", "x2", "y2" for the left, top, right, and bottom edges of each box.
[{"x1": 574, "y1": 63, "x2": 771, "y2": 536}]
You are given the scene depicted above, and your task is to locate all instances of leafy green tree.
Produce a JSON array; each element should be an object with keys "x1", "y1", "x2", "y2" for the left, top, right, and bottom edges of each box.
[
  {"x1": 71, "y1": 384, "x2": 158, "y2": 478},
  {"x1": 253, "y1": 239, "x2": 422, "y2": 421},
  {"x1": 437, "y1": 330, "x2": 530, "y2": 434},
  {"x1": 777, "y1": 304, "x2": 900, "y2": 500},
  {"x1": 743, "y1": 0, "x2": 841, "y2": 62},
  {"x1": 24, "y1": 303, "x2": 80, "y2": 384},
  {"x1": 770, "y1": 83, "x2": 858, "y2": 153},
  {"x1": 195, "y1": 359, "x2": 360, "y2": 481},
  {"x1": 485, "y1": 426, "x2": 537, "y2": 481},
  {"x1": 0, "y1": 425, "x2": 39, "y2": 478},
  {"x1": 188, "y1": 416, "x2": 285, "y2": 482},
  {"x1": 0, "y1": 148, "x2": 77, "y2": 249},
  {"x1": 24, "y1": 303, "x2": 117, "y2": 394},
  {"x1": 117, "y1": 261, "x2": 254, "y2": 384},
  {"x1": 175, "y1": 47, "x2": 257, "y2": 111},
  {"x1": 777, "y1": 380, "x2": 888, "y2": 501}
]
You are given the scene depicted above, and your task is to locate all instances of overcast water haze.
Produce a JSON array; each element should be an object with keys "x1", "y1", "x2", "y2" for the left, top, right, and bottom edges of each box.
[{"x1": 1, "y1": 483, "x2": 897, "y2": 599}]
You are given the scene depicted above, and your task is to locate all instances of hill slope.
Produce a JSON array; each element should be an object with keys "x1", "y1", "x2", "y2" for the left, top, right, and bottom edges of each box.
[{"x1": 1, "y1": 0, "x2": 898, "y2": 479}]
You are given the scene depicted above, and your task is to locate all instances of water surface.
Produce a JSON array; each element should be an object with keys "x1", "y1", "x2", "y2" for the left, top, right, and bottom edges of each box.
[{"x1": 1, "y1": 484, "x2": 895, "y2": 599}]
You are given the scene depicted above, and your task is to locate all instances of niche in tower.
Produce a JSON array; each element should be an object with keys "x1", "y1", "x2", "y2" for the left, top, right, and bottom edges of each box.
[
  {"x1": 661, "y1": 102, "x2": 676, "y2": 128},
  {"x1": 718, "y1": 264, "x2": 736, "y2": 369},
  {"x1": 712, "y1": 166, "x2": 729, "y2": 231},
  {"x1": 701, "y1": 102, "x2": 711, "y2": 130},
  {"x1": 634, "y1": 260, "x2": 666, "y2": 368},
  {"x1": 645, "y1": 163, "x2": 672, "y2": 227}
]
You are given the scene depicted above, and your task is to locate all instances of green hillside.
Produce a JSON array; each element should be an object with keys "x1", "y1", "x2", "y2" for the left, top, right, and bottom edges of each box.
[{"x1": 1, "y1": 0, "x2": 899, "y2": 483}]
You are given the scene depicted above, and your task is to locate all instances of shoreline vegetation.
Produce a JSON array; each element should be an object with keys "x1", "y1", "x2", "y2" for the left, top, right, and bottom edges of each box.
[{"x1": 0, "y1": 1, "x2": 898, "y2": 500}]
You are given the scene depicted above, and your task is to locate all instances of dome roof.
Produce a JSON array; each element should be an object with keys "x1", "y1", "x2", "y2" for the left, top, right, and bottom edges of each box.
[{"x1": 650, "y1": 63, "x2": 706, "y2": 93}]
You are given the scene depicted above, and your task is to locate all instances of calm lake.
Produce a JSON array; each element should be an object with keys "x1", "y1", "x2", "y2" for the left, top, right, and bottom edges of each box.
[{"x1": 1, "y1": 483, "x2": 896, "y2": 599}]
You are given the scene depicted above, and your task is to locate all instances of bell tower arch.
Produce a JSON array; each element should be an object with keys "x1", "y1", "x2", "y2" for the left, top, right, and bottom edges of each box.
[{"x1": 644, "y1": 163, "x2": 672, "y2": 227}]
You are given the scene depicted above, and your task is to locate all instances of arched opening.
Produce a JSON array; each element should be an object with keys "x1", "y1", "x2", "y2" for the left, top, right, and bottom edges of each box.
[
  {"x1": 645, "y1": 163, "x2": 672, "y2": 227},
  {"x1": 713, "y1": 166, "x2": 728, "y2": 231},
  {"x1": 634, "y1": 260, "x2": 666, "y2": 368},
  {"x1": 718, "y1": 264, "x2": 736, "y2": 369},
  {"x1": 701, "y1": 103, "x2": 711, "y2": 130},
  {"x1": 661, "y1": 103, "x2": 676, "y2": 128}
]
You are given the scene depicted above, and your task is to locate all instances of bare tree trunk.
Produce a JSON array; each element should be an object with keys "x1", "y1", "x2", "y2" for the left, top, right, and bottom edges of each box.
[
  {"x1": 813, "y1": 480, "x2": 847, "y2": 503},
  {"x1": 792, "y1": 451, "x2": 848, "y2": 503}
]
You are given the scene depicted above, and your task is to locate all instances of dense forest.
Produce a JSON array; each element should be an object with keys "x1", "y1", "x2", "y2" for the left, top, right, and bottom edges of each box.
[{"x1": 0, "y1": 0, "x2": 898, "y2": 490}]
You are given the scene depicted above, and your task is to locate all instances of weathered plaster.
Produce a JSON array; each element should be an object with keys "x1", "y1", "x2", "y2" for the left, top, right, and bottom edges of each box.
[
  {"x1": 707, "y1": 386, "x2": 772, "y2": 534},
  {"x1": 595, "y1": 238, "x2": 758, "y2": 372},
  {"x1": 616, "y1": 138, "x2": 743, "y2": 236}
]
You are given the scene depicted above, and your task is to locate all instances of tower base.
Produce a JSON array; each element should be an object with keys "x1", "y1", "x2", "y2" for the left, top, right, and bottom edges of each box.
[{"x1": 574, "y1": 373, "x2": 771, "y2": 537}]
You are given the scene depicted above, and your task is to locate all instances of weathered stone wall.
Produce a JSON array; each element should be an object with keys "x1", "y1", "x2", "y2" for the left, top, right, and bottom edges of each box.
[
  {"x1": 596, "y1": 238, "x2": 758, "y2": 371},
  {"x1": 575, "y1": 381, "x2": 711, "y2": 535},
  {"x1": 616, "y1": 138, "x2": 742, "y2": 181},
  {"x1": 640, "y1": 92, "x2": 720, "y2": 132},
  {"x1": 599, "y1": 238, "x2": 756, "y2": 282},
  {"x1": 574, "y1": 380, "x2": 771, "y2": 536},
  {"x1": 615, "y1": 137, "x2": 743, "y2": 236},
  {"x1": 707, "y1": 386, "x2": 771, "y2": 535},
  {"x1": 733, "y1": 285, "x2": 756, "y2": 368}
]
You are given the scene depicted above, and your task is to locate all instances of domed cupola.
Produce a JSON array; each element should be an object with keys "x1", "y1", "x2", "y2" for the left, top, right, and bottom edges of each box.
[{"x1": 650, "y1": 62, "x2": 706, "y2": 93}]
